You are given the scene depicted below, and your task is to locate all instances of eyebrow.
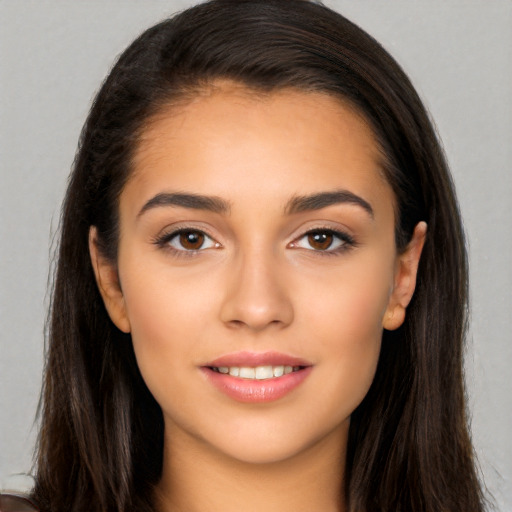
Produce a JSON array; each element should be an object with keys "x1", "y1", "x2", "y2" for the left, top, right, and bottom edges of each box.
[
  {"x1": 138, "y1": 192, "x2": 231, "y2": 217},
  {"x1": 137, "y1": 189, "x2": 373, "y2": 219},
  {"x1": 284, "y1": 190, "x2": 374, "y2": 218}
]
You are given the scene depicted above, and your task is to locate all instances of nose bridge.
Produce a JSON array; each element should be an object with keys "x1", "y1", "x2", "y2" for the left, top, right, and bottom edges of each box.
[{"x1": 220, "y1": 242, "x2": 293, "y2": 330}]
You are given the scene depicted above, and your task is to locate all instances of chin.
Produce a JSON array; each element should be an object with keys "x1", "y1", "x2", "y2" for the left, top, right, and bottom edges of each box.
[
  {"x1": 220, "y1": 442, "x2": 305, "y2": 465},
  {"x1": 202, "y1": 418, "x2": 350, "y2": 466},
  {"x1": 211, "y1": 447, "x2": 306, "y2": 467}
]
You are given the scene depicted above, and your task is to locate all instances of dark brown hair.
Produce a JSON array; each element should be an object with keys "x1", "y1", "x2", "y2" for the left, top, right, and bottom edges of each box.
[{"x1": 32, "y1": 1, "x2": 485, "y2": 511}]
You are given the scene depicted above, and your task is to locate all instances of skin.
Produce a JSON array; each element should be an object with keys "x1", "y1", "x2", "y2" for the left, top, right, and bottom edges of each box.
[{"x1": 90, "y1": 82, "x2": 426, "y2": 512}]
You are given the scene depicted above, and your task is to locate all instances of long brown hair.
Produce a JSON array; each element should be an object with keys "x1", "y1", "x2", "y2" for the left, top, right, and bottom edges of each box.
[{"x1": 33, "y1": 1, "x2": 485, "y2": 511}]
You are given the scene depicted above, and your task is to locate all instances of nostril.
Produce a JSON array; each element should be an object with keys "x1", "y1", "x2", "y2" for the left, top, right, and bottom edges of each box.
[
  {"x1": 219, "y1": 267, "x2": 294, "y2": 329},
  {"x1": 228, "y1": 320, "x2": 245, "y2": 328}
]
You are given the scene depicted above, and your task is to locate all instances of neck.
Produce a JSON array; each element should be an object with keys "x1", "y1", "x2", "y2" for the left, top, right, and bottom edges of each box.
[{"x1": 156, "y1": 423, "x2": 348, "y2": 512}]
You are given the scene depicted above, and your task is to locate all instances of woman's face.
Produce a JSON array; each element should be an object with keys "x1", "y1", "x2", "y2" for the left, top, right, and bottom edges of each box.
[{"x1": 91, "y1": 83, "x2": 424, "y2": 464}]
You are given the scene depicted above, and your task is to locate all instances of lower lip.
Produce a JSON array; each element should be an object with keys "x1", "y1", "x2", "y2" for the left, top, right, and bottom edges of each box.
[{"x1": 202, "y1": 366, "x2": 313, "y2": 403}]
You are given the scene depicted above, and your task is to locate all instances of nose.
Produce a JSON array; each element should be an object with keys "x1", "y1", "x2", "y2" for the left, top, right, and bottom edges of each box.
[{"x1": 219, "y1": 249, "x2": 294, "y2": 331}]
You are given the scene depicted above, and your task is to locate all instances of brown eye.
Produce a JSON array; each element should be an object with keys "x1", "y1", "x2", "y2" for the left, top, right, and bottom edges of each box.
[
  {"x1": 179, "y1": 231, "x2": 205, "y2": 250},
  {"x1": 157, "y1": 228, "x2": 218, "y2": 253},
  {"x1": 290, "y1": 229, "x2": 353, "y2": 253},
  {"x1": 307, "y1": 231, "x2": 334, "y2": 250}
]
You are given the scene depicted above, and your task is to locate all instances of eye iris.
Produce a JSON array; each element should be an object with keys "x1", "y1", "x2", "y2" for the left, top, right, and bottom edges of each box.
[
  {"x1": 308, "y1": 231, "x2": 333, "y2": 250},
  {"x1": 179, "y1": 231, "x2": 204, "y2": 250}
]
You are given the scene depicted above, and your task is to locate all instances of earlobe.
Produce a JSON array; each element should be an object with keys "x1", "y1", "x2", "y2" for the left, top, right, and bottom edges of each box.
[
  {"x1": 383, "y1": 221, "x2": 427, "y2": 331},
  {"x1": 89, "y1": 227, "x2": 131, "y2": 333}
]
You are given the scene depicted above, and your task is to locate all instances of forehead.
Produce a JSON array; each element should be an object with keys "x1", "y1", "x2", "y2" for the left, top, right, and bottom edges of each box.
[
  {"x1": 136, "y1": 82, "x2": 380, "y2": 161},
  {"x1": 126, "y1": 83, "x2": 393, "y2": 215}
]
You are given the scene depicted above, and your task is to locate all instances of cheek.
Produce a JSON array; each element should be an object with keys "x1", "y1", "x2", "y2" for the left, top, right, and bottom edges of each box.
[
  {"x1": 120, "y1": 247, "x2": 219, "y2": 336},
  {"x1": 117, "y1": 257, "x2": 217, "y2": 395},
  {"x1": 298, "y1": 254, "x2": 393, "y2": 401},
  {"x1": 303, "y1": 252, "x2": 393, "y2": 341}
]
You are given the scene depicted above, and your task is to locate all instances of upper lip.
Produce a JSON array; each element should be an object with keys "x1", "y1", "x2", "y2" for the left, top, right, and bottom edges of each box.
[{"x1": 205, "y1": 351, "x2": 312, "y2": 368}]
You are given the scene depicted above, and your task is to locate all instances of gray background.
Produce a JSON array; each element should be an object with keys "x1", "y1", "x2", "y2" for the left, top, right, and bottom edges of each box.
[{"x1": 1, "y1": 1, "x2": 510, "y2": 510}]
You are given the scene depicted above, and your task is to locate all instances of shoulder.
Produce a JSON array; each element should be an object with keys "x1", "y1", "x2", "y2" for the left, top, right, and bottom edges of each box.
[{"x1": 0, "y1": 494, "x2": 39, "y2": 512}]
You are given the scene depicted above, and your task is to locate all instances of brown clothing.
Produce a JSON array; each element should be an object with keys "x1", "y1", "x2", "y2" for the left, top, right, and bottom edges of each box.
[{"x1": 0, "y1": 495, "x2": 38, "y2": 512}]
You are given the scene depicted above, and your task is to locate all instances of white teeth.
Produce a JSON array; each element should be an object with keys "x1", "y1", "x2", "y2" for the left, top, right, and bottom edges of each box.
[
  {"x1": 273, "y1": 365, "x2": 284, "y2": 377},
  {"x1": 255, "y1": 366, "x2": 273, "y2": 380},
  {"x1": 239, "y1": 367, "x2": 256, "y2": 379},
  {"x1": 214, "y1": 365, "x2": 302, "y2": 380}
]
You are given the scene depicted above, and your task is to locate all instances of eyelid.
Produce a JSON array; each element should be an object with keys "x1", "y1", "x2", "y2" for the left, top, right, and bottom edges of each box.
[
  {"x1": 152, "y1": 225, "x2": 222, "y2": 254},
  {"x1": 288, "y1": 227, "x2": 356, "y2": 253},
  {"x1": 151, "y1": 223, "x2": 356, "y2": 256}
]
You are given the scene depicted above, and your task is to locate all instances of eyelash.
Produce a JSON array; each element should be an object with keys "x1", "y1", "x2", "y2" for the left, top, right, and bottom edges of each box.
[
  {"x1": 290, "y1": 228, "x2": 356, "y2": 256},
  {"x1": 152, "y1": 227, "x2": 219, "y2": 258},
  {"x1": 152, "y1": 227, "x2": 356, "y2": 257}
]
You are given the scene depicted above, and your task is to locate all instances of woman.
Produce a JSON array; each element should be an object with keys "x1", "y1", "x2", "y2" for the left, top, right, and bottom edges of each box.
[{"x1": 1, "y1": 0, "x2": 486, "y2": 511}]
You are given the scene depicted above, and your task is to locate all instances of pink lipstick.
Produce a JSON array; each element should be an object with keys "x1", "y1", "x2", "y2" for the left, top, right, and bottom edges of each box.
[{"x1": 201, "y1": 351, "x2": 313, "y2": 403}]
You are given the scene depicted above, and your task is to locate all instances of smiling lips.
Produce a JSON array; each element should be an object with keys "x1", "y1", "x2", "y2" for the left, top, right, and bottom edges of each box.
[{"x1": 202, "y1": 351, "x2": 313, "y2": 403}]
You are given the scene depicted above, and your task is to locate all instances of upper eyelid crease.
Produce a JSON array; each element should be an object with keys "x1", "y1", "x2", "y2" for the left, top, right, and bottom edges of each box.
[{"x1": 153, "y1": 227, "x2": 215, "y2": 242}]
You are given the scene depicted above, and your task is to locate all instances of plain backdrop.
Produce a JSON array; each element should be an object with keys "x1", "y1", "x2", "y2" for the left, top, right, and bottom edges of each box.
[{"x1": 1, "y1": 1, "x2": 511, "y2": 510}]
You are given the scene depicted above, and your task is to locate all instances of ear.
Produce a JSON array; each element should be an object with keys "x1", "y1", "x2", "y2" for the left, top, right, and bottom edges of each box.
[
  {"x1": 89, "y1": 227, "x2": 131, "y2": 333},
  {"x1": 383, "y1": 221, "x2": 427, "y2": 331}
]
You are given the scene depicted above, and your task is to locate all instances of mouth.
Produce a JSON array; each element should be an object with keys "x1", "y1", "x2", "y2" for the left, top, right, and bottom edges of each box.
[{"x1": 202, "y1": 352, "x2": 312, "y2": 403}]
